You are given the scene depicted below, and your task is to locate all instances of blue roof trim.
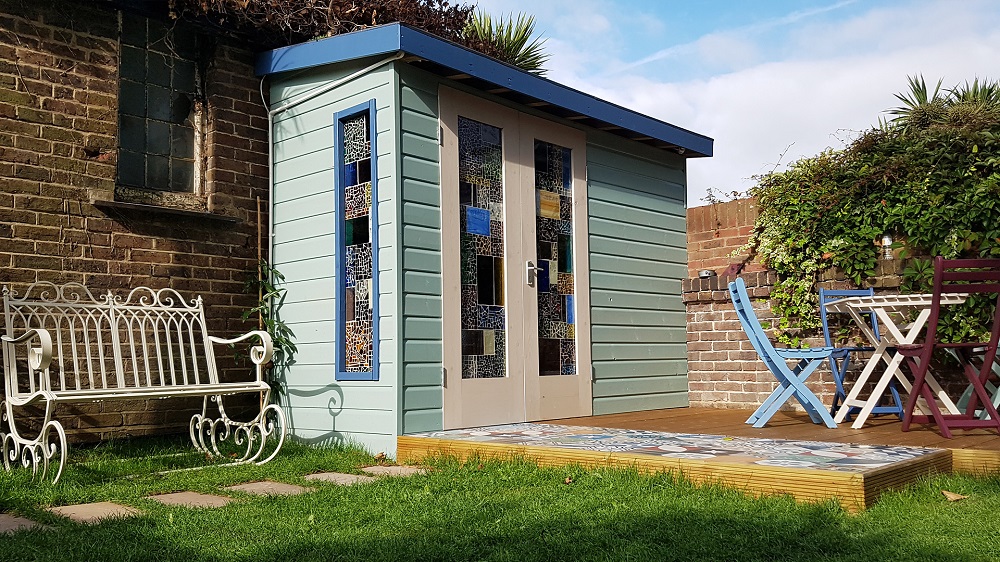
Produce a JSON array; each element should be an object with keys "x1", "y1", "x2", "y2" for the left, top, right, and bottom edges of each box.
[{"x1": 256, "y1": 23, "x2": 713, "y2": 157}]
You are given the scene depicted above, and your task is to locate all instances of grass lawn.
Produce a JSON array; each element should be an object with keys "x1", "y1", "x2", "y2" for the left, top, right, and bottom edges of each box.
[{"x1": 2, "y1": 436, "x2": 1000, "y2": 561}]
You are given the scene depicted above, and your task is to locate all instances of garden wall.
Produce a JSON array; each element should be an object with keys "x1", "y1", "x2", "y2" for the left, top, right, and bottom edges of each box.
[
  {"x1": 1, "y1": 1, "x2": 268, "y2": 441},
  {"x1": 684, "y1": 199, "x2": 904, "y2": 411}
]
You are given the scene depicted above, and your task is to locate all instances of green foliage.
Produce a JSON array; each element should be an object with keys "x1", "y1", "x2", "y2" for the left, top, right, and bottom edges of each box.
[
  {"x1": 243, "y1": 259, "x2": 297, "y2": 392},
  {"x1": 743, "y1": 75, "x2": 1000, "y2": 345},
  {"x1": 462, "y1": 10, "x2": 550, "y2": 75}
]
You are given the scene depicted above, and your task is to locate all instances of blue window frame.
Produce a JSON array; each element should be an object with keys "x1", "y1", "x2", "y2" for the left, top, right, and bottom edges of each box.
[{"x1": 334, "y1": 100, "x2": 379, "y2": 381}]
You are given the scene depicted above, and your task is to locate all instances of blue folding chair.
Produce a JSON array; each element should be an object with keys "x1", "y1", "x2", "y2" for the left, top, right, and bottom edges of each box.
[
  {"x1": 729, "y1": 278, "x2": 838, "y2": 428},
  {"x1": 819, "y1": 288, "x2": 903, "y2": 420}
]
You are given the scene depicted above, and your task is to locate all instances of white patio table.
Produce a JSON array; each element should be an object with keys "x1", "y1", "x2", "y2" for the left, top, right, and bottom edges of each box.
[{"x1": 826, "y1": 293, "x2": 968, "y2": 429}]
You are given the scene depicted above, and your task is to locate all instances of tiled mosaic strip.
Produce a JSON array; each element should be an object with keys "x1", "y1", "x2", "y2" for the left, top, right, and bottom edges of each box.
[
  {"x1": 535, "y1": 139, "x2": 575, "y2": 377},
  {"x1": 458, "y1": 116, "x2": 507, "y2": 380}
]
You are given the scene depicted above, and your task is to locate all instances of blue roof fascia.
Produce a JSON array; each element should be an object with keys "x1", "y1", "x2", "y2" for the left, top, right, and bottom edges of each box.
[
  {"x1": 256, "y1": 23, "x2": 404, "y2": 76},
  {"x1": 256, "y1": 23, "x2": 713, "y2": 157}
]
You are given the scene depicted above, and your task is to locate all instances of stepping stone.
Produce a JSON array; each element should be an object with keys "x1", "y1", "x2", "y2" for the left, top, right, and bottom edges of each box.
[
  {"x1": 362, "y1": 465, "x2": 427, "y2": 477},
  {"x1": 303, "y1": 472, "x2": 376, "y2": 485},
  {"x1": 223, "y1": 481, "x2": 311, "y2": 496},
  {"x1": 0, "y1": 513, "x2": 46, "y2": 534},
  {"x1": 47, "y1": 502, "x2": 140, "y2": 524},
  {"x1": 147, "y1": 491, "x2": 232, "y2": 508}
]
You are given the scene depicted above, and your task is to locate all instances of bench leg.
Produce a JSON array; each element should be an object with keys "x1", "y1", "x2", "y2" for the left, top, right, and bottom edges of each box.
[
  {"x1": 188, "y1": 394, "x2": 287, "y2": 466},
  {"x1": 1, "y1": 399, "x2": 68, "y2": 484}
]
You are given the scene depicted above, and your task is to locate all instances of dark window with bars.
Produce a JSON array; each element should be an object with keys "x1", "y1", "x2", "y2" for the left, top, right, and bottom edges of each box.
[{"x1": 117, "y1": 13, "x2": 200, "y2": 192}]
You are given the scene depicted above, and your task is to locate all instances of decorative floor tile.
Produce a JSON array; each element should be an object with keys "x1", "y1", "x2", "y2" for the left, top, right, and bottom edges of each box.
[
  {"x1": 303, "y1": 472, "x2": 376, "y2": 485},
  {"x1": 147, "y1": 491, "x2": 232, "y2": 508},
  {"x1": 47, "y1": 502, "x2": 140, "y2": 524},
  {"x1": 0, "y1": 514, "x2": 46, "y2": 534},
  {"x1": 411, "y1": 423, "x2": 942, "y2": 474},
  {"x1": 223, "y1": 481, "x2": 312, "y2": 496},
  {"x1": 361, "y1": 465, "x2": 427, "y2": 477}
]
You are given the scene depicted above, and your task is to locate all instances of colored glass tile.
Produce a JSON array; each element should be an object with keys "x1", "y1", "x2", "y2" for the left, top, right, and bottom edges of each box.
[
  {"x1": 466, "y1": 207, "x2": 491, "y2": 236},
  {"x1": 539, "y1": 338, "x2": 561, "y2": 376},
  {"x1": 537, "y1": 190, "x2": 561, "y2": 219},
  {"x1": 537, "y1": 260, "x2": 550, "y2": 292},
  {"x1": 346, "y1": 216, "x2": 369, "y2": 246}
]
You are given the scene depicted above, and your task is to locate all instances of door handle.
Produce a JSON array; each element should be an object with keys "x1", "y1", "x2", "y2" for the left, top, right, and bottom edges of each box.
[{"x1": 526, "y1": 260, "x2": 539, "y2": 287}]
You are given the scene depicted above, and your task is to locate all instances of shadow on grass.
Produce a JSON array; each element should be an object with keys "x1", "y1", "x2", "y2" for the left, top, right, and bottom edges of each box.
[{"x1": 2, "y1": 447, "x2": 996, "y2": 562}]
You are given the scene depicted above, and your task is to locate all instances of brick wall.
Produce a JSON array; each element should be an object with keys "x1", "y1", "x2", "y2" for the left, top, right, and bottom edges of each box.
[
  {"x1": 686, "y1": 197, "x2": 765, "y2": 278},
  {"x1": 683, "y1": 271, "x2": 838, "y2": 410},
  {"x1": 1, "y1": 1, "x2": 270, "y2": 441}
]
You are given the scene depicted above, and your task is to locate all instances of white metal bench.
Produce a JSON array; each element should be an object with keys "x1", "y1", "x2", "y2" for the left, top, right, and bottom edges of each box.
[{"x1": 1, "y1": 282, "x2": 286, "y2": 483}]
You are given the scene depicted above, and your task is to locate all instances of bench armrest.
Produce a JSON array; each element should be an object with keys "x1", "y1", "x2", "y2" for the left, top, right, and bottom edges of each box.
[
  {"x1": 209, "y1": 330, "x2": 274, "y2": 366},
  {"x1": 2, "y1": 328, "x2": 54, "y2": 372}
]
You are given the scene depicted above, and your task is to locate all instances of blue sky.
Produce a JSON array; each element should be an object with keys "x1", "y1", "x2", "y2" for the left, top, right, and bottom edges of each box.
[{"x1": 475, "y1": 0, "x2": 1000, "y2": 206}]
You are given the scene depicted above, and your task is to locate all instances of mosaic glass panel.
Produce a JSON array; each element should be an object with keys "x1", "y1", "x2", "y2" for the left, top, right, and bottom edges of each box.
[
  {"x1": 342, "y1": 112, "x2": 373, "y2": 372},
  {"x1": 534, "y1": 140, "x2": 576, "y2": 376},
  {"x1": 458, "y1": 116, "x2": 507, "y2": 379}
]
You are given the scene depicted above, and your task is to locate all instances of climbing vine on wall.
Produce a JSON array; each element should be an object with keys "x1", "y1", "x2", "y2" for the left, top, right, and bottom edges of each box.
[{"x1": 741, "y1": 75, "x2": 1000, "y2": 345}]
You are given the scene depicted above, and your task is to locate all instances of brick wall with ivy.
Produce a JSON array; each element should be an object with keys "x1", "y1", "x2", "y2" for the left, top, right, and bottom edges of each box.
[
  {"x1": 683, "y1": 198, "x2": 973, "y2": 412},
  {"x1": 1, "y1": 0, "x2": 269, "y2": 441}
]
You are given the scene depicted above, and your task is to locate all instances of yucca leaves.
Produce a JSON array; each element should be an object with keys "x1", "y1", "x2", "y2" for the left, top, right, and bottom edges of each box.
[
  {"x1": 889, "y1": 74, "x2": 1000, "y2": 132},
  {"x1": 463, "y1": 10, "x2": 550, "y2": 75}
]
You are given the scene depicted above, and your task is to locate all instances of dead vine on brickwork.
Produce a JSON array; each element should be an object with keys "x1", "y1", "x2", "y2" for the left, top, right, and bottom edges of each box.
[{"x1": 167, "y1": 0, "x2": 474, "y2": 48}]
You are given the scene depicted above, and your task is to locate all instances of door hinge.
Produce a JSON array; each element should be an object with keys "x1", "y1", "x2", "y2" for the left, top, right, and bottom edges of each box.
[{"x1": 442, "y1": 366, "x2": 447, "y2": 388}]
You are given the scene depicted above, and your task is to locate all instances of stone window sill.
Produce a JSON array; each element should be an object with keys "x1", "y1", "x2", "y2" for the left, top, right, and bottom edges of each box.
[{"x1": 93, "y1": 199, "x2": 239, "y2": 223}]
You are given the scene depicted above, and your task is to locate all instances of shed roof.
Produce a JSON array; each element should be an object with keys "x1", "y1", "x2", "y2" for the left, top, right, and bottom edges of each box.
[{"x1": 256, "y1": 23, "x2": 713, "y2": 158}]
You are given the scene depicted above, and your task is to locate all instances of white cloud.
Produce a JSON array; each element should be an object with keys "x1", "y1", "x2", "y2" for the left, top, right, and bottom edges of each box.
[{"x1": 473, "y1": 0, "x2": 1000, "y2": 206}]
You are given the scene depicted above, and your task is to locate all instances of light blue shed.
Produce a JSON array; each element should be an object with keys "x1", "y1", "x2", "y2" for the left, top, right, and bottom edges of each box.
[{"x1": 256, "y1": 24, "x2": 713, "y2": 456}]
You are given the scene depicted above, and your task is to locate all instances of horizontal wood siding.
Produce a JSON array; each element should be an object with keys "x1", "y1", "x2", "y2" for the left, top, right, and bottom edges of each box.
[
  {"x1": 397, "y1": 66, "x2": 444, "y2": 434},
  {"x1": 270, "y1": 63, "x2": 399, "y2": 454},
  {"x1": 587, "y1": 139, "x2": 689, "y2": 415}
]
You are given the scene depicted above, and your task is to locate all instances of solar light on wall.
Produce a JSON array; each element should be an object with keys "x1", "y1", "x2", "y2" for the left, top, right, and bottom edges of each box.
[
  {"x1": 881, "y1": 233, "x2": 894, "y2": 260},
  {"x1": 698, "y1": 269, "x2": 717, "y2": 279}
]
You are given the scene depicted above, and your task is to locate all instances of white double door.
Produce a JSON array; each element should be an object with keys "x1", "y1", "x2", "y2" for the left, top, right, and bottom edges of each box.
[{"x1": 440, "y1": 87, "x2": 593, "y2": 429}]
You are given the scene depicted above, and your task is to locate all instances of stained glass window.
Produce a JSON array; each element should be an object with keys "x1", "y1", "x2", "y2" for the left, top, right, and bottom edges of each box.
[
  {"x1": 534, "y1": 140, "x2": 576, "y2": 376},
  {"x1": 458, "y1": 117, "x2": 507, "y2": 379},
  {"x1": 337, "y1": 106, "x2": 377, "y2": 380}
]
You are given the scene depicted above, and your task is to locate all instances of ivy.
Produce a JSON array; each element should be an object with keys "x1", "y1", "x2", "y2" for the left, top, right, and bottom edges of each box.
[
  {"x1": 740, "y1": 76, "x2": 1000, "y2": 345},
  {"x1": 242, "y1": 259, "x2": 297, "y2": 395}
]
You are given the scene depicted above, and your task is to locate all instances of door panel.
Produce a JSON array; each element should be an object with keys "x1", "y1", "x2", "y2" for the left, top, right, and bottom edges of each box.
[
  {"x1": 441, "y1": 89, "x2": 525, "y2": 429},
  {"x1": 519, "y1": 115, "x2": 592, "y2": 422}
]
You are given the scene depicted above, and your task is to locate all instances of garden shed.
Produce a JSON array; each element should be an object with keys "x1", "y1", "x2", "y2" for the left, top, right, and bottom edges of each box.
[{"x1": 256, "y1": 23, "x2": 713, "y2": 455}]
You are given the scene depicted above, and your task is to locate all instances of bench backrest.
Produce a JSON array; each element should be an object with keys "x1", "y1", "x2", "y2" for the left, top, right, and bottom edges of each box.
[{"x1": 3, "y1": 282, "x2": 220, "y2": 399}]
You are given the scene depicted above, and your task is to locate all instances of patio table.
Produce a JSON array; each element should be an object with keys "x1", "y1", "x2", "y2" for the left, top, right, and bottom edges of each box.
[{"x1": 826, "y1": 293, "x2": 968, "y2": 429}]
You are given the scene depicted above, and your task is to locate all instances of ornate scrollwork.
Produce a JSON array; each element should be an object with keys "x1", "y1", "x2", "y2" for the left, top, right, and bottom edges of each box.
[
  {"x1": 4, "y1": 281, "x2": 107, "y2": 306},
  {"x1": 1, "y1": 402, "x2": 67, "y2": 484},
  {"x1": 189, "y1": 397, "x2": 286, "y2": 466},
  {"x1": 119, "y1": 286, "x2": 199, "y2": 310}
]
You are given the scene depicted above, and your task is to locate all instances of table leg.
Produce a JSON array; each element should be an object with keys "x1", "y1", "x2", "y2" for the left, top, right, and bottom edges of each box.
[
  {"x1": 851, "y1": 352, "x2": 906, "y2": 429},
  {"x1": 834, "y1": 342, "x2": 888, "y2": 424}
]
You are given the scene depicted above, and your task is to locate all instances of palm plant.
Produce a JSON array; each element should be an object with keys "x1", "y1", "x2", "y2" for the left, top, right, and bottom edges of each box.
[
  {"x1": 888, "y1": 75, "x2": 1000, "y2": 132},
  {"x1": 888, "y1": 74, "x2": 946, "y2": 132},
  {"x1": 463, "y1": 10, "x2": 549, "y2": 75}
]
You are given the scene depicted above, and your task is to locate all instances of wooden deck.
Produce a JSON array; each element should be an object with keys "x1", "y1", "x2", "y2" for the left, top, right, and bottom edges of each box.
[
  {"x1": 552, "y1": 407, "x2": 1000, "y2": 474},
  {"x1": 397, "y1": 407, "x2": 1000, "y2": 511}
]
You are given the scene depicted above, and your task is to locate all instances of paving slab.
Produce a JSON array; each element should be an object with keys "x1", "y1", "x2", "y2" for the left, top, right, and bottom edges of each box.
[
  {"x1": 362, "y1": 465, "x2": 427, "y2": 477},
  {"x1": 47, "y1": 502, "x2": 141, "y2": 524},
  {"x1": 303, "y1": 472, "x2": 376, "y2": 485},
  {"x1": 223, "y1": 481, "x2": 312, "y2": 496},
  {"x1": 147, "y1": 491, "x2": 233, "y2": 508},
  {"x1": 0, "y1": 514, "x2": 47, "y2": 534}
]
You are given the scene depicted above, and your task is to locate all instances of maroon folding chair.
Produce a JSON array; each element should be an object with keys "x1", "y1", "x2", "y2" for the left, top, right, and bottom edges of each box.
[{"x1": 897, "y1": 257, "x2": 1000, "y2": 437}]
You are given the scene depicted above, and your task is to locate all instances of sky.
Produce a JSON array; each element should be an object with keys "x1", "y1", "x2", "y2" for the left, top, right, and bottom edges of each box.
[{"x1": 474, "y1": 0, "x2": 1000, "y2": 206}]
